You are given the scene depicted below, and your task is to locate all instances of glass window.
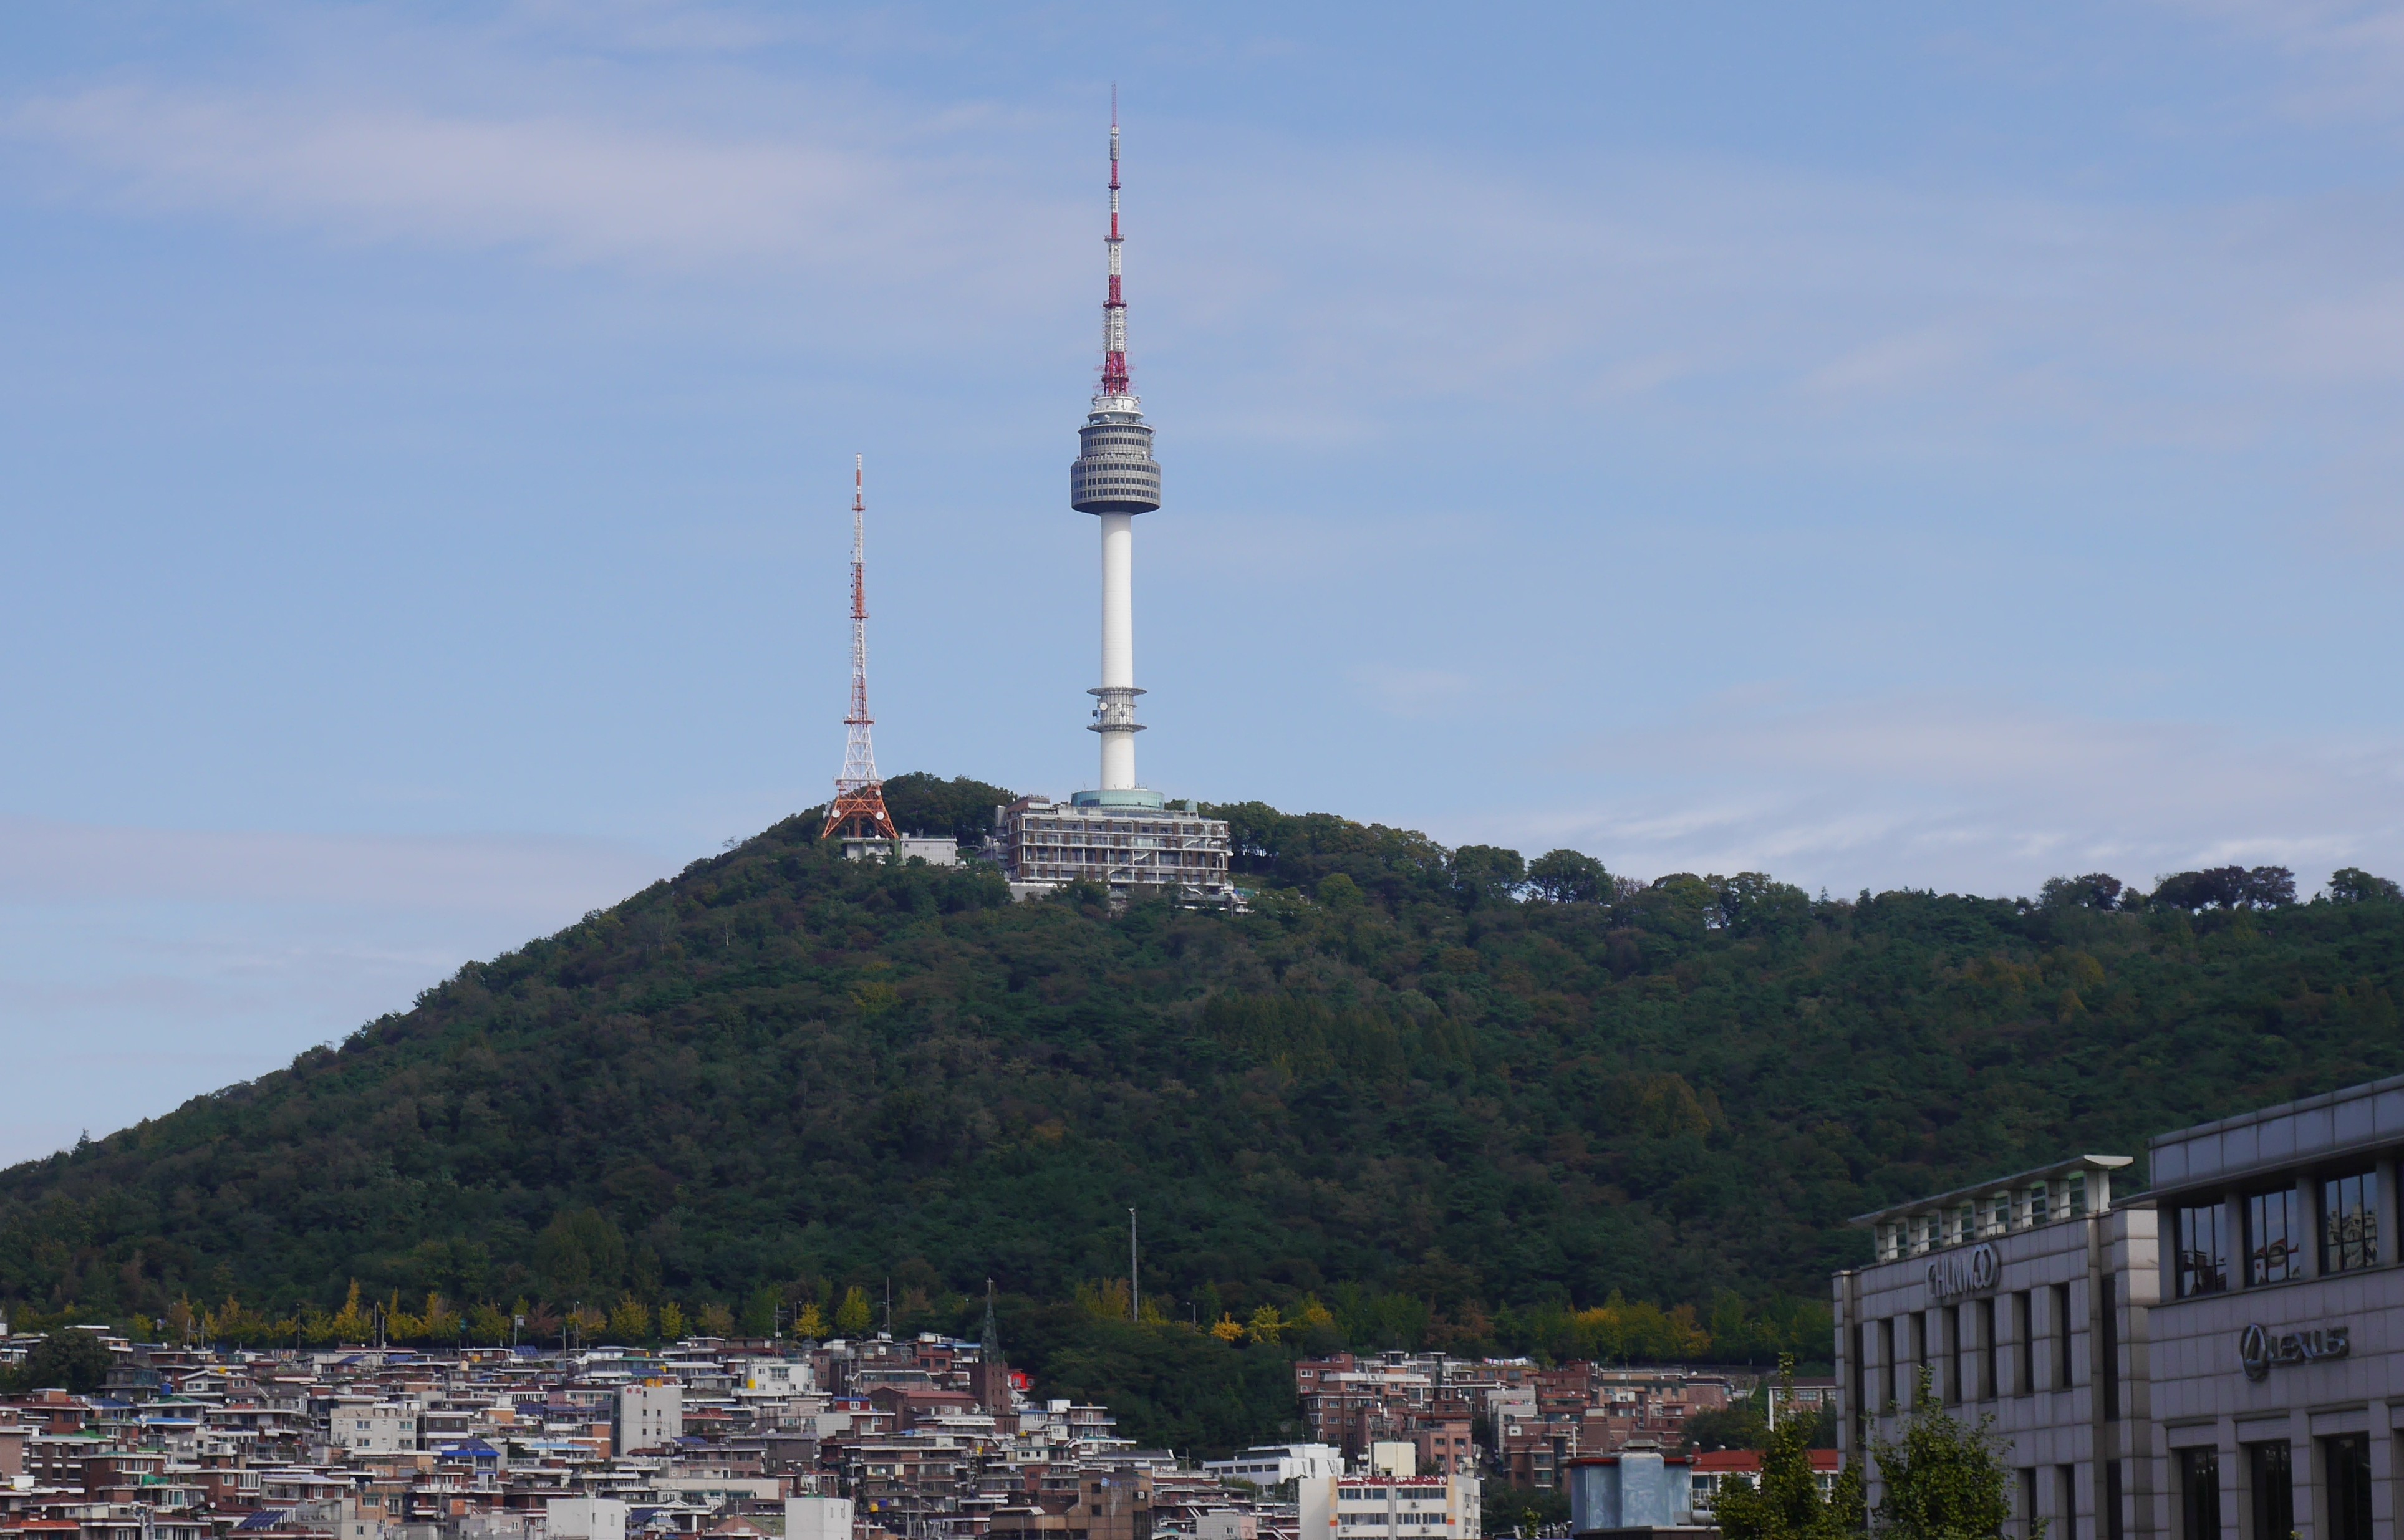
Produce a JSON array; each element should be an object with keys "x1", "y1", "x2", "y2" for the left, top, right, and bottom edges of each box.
[
  {"x1": 2248, "y1": 1190, "x2": 2302, "y2": 1285},
  {"x1": 2176, "y1": 1203, "x2": 2229, "y2": 1297},
  {"x1": 2029, "y1": 1181, "x2": 2051, "y2": 1223},
  {"x1": 2069, "y1": 1171, "x2": 2089, "y2": 1218},
  {"x1": 2177, "y1": 1448, "x2": 2219, "y2": 1540},
  {"x1": 2321, "y1": 1171, "x2": 2378, "y2": 1273},
  {"x1": 2247, "y1": 1442, "x2": 2291, "y2": 1540},
  {"x1": 1992, "y1": 1192, "x2": 2013, "y2": 1234},
  {"x1": 2324, "y1": 1435, "x2": 2372, "y2": 1540}
]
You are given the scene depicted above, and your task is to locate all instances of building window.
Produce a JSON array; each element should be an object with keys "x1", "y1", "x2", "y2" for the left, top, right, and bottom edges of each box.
[
  {"x1": 1991, "y1": 1191, "x2": 2012, "y2": 1235},
  {"x1": 2247, "y1": 1442, "x2": 2291, "y2": 1540},
  {"x1": 2176, "y1": 1448, "x2": 2218, "y2": 1540},
  {"x1": 2029, "y1": 1181, "x2": 2051, "y2": 1224},
  {"x1": 2052, "y1": 1283, "x2": 2073, "y2": 1390},
  {"x1": 2324, "y1": 1435, "x2": 2372, "y2": 1540},
  {"x1": 2176, "y1": 1202, "x2": 2229, "y2": 1297},
  {"x1": 2015, "y1": 1291, "x2": 2034, "y2": 1397},
  {"x1": 1979, "y1": 1297, "x2": 1998, "y2": 1402},
  {"x1": 2247, "y1": 1190, "x2": 2302, "y2": 1285},
  {"x1": 2020, "y1": 1470, "x2": 2040, "y2": 1540},
  {"x1": 2321, "y1": 1171, "x2": 2378, "y2": 1273}
]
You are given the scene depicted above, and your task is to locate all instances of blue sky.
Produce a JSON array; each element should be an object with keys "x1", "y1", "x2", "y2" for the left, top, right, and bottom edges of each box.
[{"x1": 7, "y1": 1, "x2": 2404, "y2": 1161}]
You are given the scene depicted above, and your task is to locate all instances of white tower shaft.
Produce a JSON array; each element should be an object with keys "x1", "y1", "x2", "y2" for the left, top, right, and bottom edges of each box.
[{"x1": 1098, "y1": 512, "x2": 1136, "y2": 790}]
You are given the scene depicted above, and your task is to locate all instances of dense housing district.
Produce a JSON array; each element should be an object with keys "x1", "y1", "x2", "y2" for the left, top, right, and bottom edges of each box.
[{"x1": 0, "y1": 1327, "x2": 1775, "y2": 1540}]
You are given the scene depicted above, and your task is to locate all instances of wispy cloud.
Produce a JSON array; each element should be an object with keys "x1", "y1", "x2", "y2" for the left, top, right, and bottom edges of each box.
[
  {"x1": 8, "y1": 84, "x2": 1072, "y2": 286},
  {"x1": 1452, "y1": 693, "x2": 2404, "y2": 897},
  {"x1": 0, "y1": 814, "x2": 665, "y2": 913}
]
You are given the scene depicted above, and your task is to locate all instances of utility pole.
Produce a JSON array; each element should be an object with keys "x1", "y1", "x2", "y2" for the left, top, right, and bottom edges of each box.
[{"x1": 1129, "y1": 1208, "x2": 1139, "y2": 1322}]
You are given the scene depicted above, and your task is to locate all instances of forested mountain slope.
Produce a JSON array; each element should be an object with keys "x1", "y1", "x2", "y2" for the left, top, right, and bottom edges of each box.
[{"x1": 4, "y1": 774, "x2": 2400, "y2": 1370}]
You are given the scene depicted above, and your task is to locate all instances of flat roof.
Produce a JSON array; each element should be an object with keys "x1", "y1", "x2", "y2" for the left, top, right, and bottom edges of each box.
[{"x1": 2148, "y1": 1071, "x2": 2404, "y2": 1195}]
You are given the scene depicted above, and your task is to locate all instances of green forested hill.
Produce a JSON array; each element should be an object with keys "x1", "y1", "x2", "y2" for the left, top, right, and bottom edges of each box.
[{"x1": 4, "y1": 775, "x2": 2402, "y2": 1391}]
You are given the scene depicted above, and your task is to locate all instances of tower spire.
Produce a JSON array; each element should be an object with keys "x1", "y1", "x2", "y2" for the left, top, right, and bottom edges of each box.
[
  {"x1": 1101, "y1": 86, "x2": 1130, "y2": 401},
  {"x1": 823, "y1": 455, "x2": 897, "y2": 842}
]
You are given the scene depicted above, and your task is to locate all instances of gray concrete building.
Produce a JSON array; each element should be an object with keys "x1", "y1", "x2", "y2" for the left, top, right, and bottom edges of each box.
[
  {"x1": 1833, "y1": 1074, "x2": 2404, "y2": 1540},
  {"x1": 1835, "y1": 1154, "x2": 2159, "y2": 1540},
  {"x1": 2144, "y1": 1074, "x2": 2403, "y2": 1540}
]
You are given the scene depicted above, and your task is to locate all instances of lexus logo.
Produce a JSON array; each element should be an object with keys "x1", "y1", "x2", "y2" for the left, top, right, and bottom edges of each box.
[{"x1": 2237, "y1": 1322, "x2": 2349, "y2": 1381}]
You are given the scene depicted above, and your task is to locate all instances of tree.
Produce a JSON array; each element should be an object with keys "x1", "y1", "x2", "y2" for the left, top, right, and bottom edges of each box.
[
  {"x1": 1712, "y1": 1361, "x2": 1865, "y2": 1540},
  {"x1": 793, "y1": 1301, "x2": 826, "y2": 1340},
  {"x1": 330, "y1": 1283, "x2": 369, "y2": 1344},
  {"x1": 607, "y1": 1294, "x2": 651, "y2": 1344},
  {"x1": 740, "y1": 1286, "x2": 780, "y2": 1339},
  {"x1": 1870, "y1": 1369, "x2": 2019, "y2": 1540},
  {"x1": 2152, "y1": 865, "x2": 2294, "y2": 912},
  {"x1": 469, "y1": 1302, "x2": 511, "y2": 1344},
  {"x1": 1526, "y1": 849, "x2": 1607, "y2": 905},
  {"x1": 833, "y1": 1286, "x2": 873, "y2": 1337},
  {"x1": 880, "y1": 773, "x2": 1016, "y2": 844},
  {"x1": 657, "y1": 1301, "x2": 685, "y2": 1341},
  {"x1": 1451, "y1": 845, "x2": 1526, "y2": 906},
  {"x1": 2037, "y1": 874, "x2": 2123, "y2": 912},
  {"x1": 7, "y1": 1329, "x2": 112, "y2": 1393},
  {"x1": 1711, "y1": 873, "x2": 1812, "y2": 938},
  {"x1": 1684, "y1": 1405, "x2": 1768, "y2": 1452},
  {"x1": 696, "y1": 1301, "x2": 735, "y2": 1338},
  {"x1": 1316, "y1": 873, "x2": 1366, "y2": 909},
  {"x1": 2328, "y1": 867, "x2": 2403, "y2": 904}
]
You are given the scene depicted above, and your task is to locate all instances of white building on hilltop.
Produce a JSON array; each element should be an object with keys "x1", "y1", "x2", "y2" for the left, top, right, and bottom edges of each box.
[{"x1": 989, "y1": 795, "x2": 1237, "y2": 905}]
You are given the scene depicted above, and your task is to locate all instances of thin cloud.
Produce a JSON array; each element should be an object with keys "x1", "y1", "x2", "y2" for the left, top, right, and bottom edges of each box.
[
  {"x1": 0, "y1": 815, "x2": 667, "y2": 913},
  {"x1": 9, "y1": 85, "x2": 1070, "y2": 283},
  {"x1": 1465, "y1": 693, "x2": 2404, "y2": 895}
]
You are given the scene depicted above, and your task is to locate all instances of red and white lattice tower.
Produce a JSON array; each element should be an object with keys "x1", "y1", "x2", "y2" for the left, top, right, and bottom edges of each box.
[{"x1": 823, "y1": 455, "x2": 897, "y2": 841}]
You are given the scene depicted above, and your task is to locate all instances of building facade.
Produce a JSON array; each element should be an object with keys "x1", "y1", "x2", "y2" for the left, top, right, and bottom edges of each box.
[
  {"x1": 988, "y1": 796, "x2": 1237, "y2": 905},
  {"x1": 613, "y1": 1382, "x2": 683, "y2": 1454},
  {"x1": 1834, "y1": 1154, "x2": 2158, "y2": 1540},
  {"x1": 332, "y1": 1403, "x2": 419, "y2": 1456},
  {"x1": 1296, "y1": 1474, "x2": 1482, "y2": 1540},
  {"x1": 2144, "y1": 1074, "x2": 2404, "y2": 1540},
  {"x1": 1201, "y1": 1444, "x2": 1346, "y2": 1487}
]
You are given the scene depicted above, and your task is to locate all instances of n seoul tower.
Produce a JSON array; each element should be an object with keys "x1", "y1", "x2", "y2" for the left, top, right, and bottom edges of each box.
[{"x1": 1068, "y1": 97, "x2": 1164, "y2": 807}]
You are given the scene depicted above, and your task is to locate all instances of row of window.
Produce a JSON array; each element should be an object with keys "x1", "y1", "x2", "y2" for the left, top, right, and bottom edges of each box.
[
  {"x1": 1876, "y1": 1173, "x2": 2096, "y2": 1259},
  {"x1": 1857, "y1": 1281, "x2": 2105, "y2": 1411},
  {"x1": 2174, "y1": 1437, "x2": 2373, "y2": 1540},
  {"x1": 2171, "y1": 1169, "x2": 2380, "y2": 1298}
]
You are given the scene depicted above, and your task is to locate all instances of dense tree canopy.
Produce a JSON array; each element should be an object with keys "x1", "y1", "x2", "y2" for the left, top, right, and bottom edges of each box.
[{"x1": 2, "y1": 779, "x2": 2401, "y2": 1437}]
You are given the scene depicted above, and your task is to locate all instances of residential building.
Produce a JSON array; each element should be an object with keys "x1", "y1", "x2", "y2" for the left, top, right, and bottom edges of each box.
[{"x1": 1295, "y1": 1475, "x2": 1482, "y2": 1540}]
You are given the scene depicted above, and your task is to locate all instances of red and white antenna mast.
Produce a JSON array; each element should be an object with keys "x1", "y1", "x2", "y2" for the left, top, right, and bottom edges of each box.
[
  {"x1": 1101, "y1": 86, "x2": 1130, "y2": 399},
  {"x1": 823, "y1": 454, "x2": 897, "y2": 841}
]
